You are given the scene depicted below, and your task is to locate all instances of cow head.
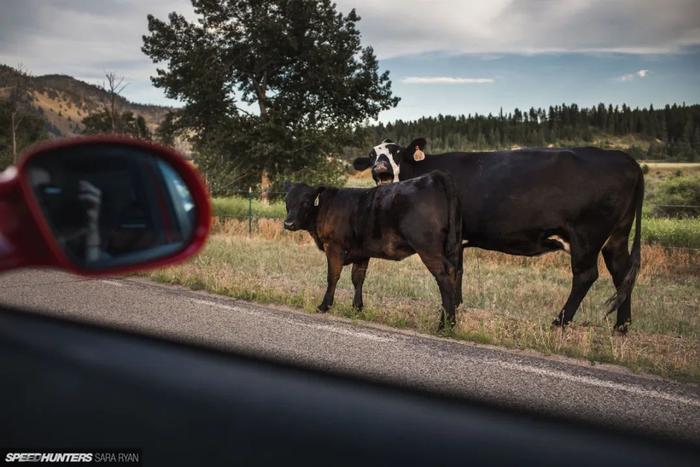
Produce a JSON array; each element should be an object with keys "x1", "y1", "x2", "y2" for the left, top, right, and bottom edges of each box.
[
  {"x1": 283, "y1": 181, "x2": 324, "y2": 231},
  {"x1": 352, "y1": 138, "x2": 427, "y2": 186}
]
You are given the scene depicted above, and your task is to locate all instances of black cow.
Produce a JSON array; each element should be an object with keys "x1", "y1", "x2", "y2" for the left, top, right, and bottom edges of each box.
[
  {"x1": 283, "y1": 171, "x2": 462, "y2": 329},
  {"x1": 353, "y1": 139, "x2": 644, "y2": 333}
]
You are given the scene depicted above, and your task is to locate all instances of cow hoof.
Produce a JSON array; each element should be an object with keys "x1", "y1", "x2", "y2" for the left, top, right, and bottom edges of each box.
[
  {"x1": 437, "y1": 320, "x2": 455, "y2": 334},
  {"x1": 551, "y1": 317, "x2": 570, "y2": 329},
  {"x1": 352, "y1": 303, "x2": 363, "y2": 311},
  {"x1": 613, "y1": 322, "x2": 630, "y2": 335},
  {"x1": 316, "y1": 305, "x2": 329, "y2": 313}
]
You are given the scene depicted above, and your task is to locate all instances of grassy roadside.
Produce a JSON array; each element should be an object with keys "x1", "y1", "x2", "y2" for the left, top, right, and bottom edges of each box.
[{"x1": 148, "y1": 220, "x2": 699, "y2": 382}]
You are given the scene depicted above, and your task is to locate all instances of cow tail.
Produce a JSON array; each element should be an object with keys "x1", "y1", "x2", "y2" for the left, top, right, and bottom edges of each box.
[
  {"x1": 442, "y1": 172, "x2": 462, "y2": 269},
  {"x1": 605, "y1": 173, "x2": 644, "y2": 314}
]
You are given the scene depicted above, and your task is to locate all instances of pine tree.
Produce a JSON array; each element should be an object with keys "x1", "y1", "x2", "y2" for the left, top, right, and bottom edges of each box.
[{"x1": 143, "y1": 0, "x2": 399, "y2": 195}]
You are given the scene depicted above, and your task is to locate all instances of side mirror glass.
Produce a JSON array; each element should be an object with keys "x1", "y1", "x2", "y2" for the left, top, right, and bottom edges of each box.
[{"x1": 18, "y1": 139, "x2": 209, "y2": 272}]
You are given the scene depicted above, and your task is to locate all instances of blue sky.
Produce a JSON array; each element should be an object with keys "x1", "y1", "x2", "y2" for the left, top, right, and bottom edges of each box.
[
  {"x1": 382, "y1": 48, "x2": 700, "y2": 120},
  {"x1": 1, "y1": 0, "x2": 699, "y2": 122}
]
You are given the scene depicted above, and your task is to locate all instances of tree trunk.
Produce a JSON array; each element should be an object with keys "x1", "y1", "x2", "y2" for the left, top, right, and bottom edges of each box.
[
  {"x1": 255, "y1": 75, "x2": 268, "y2": 119},
  {"x1": 256, "y1": 78, "x2": 271, "y2": 204},
  {"x1": 260, "y1": 169, "x2": 271, "y2": 205},
  {"x1": 11, "y1": 112, "x2": 17, "y2": 164},
  {"x1": 110, "y1": 94, "x2": 117, "y2": 133}
]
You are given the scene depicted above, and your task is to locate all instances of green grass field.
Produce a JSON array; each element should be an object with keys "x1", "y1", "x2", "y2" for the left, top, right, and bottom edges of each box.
[
  {"x1": 213, "y1": 196, "x2": 700, "y2": 249},
  {"x1": 213, "y1": 162, "x2": 700, "y2": 249},
  {"x1": 213, "y1": 196, "x2": 287, "y2": 220},
  {"x1": 642, "y1": 217, "x2": 700, "y2": 249}
]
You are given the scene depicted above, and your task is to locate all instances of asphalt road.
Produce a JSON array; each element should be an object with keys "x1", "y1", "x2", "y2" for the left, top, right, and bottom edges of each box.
[{"x1": 1, "y1": 269, "x2": 698, "y2": 445}]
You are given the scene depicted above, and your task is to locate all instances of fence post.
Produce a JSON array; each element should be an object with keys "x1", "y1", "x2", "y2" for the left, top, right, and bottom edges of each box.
[{"x1": 248, "y1": 187, "x2": 253, "y2": 237}]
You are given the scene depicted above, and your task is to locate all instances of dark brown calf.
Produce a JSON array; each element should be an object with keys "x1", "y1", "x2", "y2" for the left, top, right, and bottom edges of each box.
[{"x1": 284, "y1": 171, "x2": 462, "y2": 330}]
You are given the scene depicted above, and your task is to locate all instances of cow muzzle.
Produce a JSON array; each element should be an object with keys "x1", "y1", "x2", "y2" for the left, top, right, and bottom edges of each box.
[
  {"x1": 372, "y1": 162, "x2": 393, "y2": 186},
  {"x1": 283, "y1": 219, "x2": 298, "y2": 231}
]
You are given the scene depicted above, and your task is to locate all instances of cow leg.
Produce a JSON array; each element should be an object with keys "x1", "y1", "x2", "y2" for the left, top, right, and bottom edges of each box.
[
  {"x1": 318, "y1": 245, "x2": 344, "y2": 313},
  {"x1": 552, "y1": 247, "x2": 600, "y2": 327},
  {"x1": 417, "y1": 252, "x2": 456, "y2": 331},
  {"x1": 602, "y1": 236, "x2": 632, "y2": 332},
  {"x1": 455, "y1": 248, "x2": 464, "y2": 307},
  {"x1": 351, "y1": 259, "x2": 369, "y2": 310}
]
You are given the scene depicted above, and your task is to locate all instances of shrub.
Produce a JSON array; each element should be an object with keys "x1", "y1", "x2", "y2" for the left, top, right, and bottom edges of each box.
[
  {"x1": 271, "y1": 156, "x2": 348, "y2": 193},
  {"x1": 212, "y1": 196, "x2": 286, "y2": 220},
  {"x1": 627, "y1": 145, "x2": 645, "y2": 160},
  {"x1": 652, "y1": 175, "x2": 700, "y2": 217}
]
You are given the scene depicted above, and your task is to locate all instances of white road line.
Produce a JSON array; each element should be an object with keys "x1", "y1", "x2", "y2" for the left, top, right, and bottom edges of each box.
[
  {"x1": 303, "y1": 323, "x2": 395, "y2": 343},
  {"x1": 100, "y1": 280, "x2": 124, "y2": 287},
  {"x1": 488, "y1": 360, "x2": 700, "y2": 408},
  {"x1": 190, "y1": 298, "x2": 394, "y2": 343},
  {"x1": 189, "y1": 297, "x2": 699, "y2": 406},
  {"x1": 190, "y1": 299, "x2": 256, "y2": 315}
]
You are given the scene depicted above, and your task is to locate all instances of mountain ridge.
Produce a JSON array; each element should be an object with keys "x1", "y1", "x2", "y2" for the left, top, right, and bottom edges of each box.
[{"x1": 0, "y1": 64, "x2": 174, "y2": 138}]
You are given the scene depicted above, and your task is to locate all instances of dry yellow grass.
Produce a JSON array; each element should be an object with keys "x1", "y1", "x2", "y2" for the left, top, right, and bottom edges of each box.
[
  {"x1": 30, "y1": 90, "x2": 88, "y2": 136},
  {"x1": 151, "y1": 220, "x2": 699, "y2": 381},
  {"x1": 642, "y1": 162, "x2": 700, "y2": 170},
  {"x1": 211, "y1": 217, "x2": 699, "y2": 274}
]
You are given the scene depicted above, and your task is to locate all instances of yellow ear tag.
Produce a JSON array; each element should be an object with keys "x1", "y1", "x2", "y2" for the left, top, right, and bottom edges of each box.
[
  {"x1": 413, "y1": 146, "x2": 425, "y2": 161},
  {"x1": 314, "y1": 194, "x2": 320, "y2": 206}
]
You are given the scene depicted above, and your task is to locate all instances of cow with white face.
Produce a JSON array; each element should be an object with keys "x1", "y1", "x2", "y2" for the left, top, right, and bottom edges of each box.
[
  {"x1": 353, "y1": 137, "x2": 645, "y2": 334},
  {"x1": 365, "y1": 139, "x2": 402, "y2": 185}
]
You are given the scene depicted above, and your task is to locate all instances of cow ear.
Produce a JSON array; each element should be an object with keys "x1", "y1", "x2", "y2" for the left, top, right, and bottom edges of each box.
[
  {"x1": 284, "y1": 180, "x2": 292, "y2": 193},
  {"x1": 382, "y1": 138, "x2": 394, "y2": 144},
  {"x1": 353, "y1": 157, "x2": 371, "y2": 171},
  {"x1": 402, "y1": 138, "x2": 428, "y2": 162}
]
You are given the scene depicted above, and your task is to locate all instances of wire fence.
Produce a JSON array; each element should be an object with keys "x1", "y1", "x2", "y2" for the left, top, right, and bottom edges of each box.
[
  {"x1": 652, "y1": 205, "x2": 700, "y2": 210},
  {"x1": 211, "y1": 189, "x2": 700, "y2": 252}
]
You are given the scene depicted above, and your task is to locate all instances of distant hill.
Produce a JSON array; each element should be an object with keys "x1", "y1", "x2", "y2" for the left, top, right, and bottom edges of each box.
[{"x1": 0, "y1": 64, "x2": 173, "y2": 138}]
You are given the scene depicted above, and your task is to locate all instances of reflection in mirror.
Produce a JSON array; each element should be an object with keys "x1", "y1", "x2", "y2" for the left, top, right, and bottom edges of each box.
[{"x1": 24, "y1": 143, "x2": 196, "y2": 270}]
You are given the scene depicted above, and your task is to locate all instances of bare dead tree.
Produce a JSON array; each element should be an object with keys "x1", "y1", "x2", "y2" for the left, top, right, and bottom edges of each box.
[
  {"x1": 10, "y1": 64, "x2": 31, "y2": 164},
  {"x1": 102, "y1": 72, "x2": 127, "y2": 133}
]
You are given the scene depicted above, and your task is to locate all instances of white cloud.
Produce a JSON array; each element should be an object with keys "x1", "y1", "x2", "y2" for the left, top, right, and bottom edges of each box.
[
  {"x1": 0, "y1": 0, "x2": 695, "y2": 107},
  {"x1": 336, "y1": 0, "x2": 700, "y2": 58},
  {"x1": 617, "y1": 69, "x2": 650, "y2": 81},
  {"x1": 0, "y1": 0, "x2": 195, "y2": 105},
  {"x1": 403, "y1": 76, "x2": 495, "y2": 85}
]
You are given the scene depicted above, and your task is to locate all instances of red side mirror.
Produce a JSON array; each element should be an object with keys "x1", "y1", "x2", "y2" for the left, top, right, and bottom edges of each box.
[{"x1": 0, "y1": 136, "x2": 210, "y2": 275}]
